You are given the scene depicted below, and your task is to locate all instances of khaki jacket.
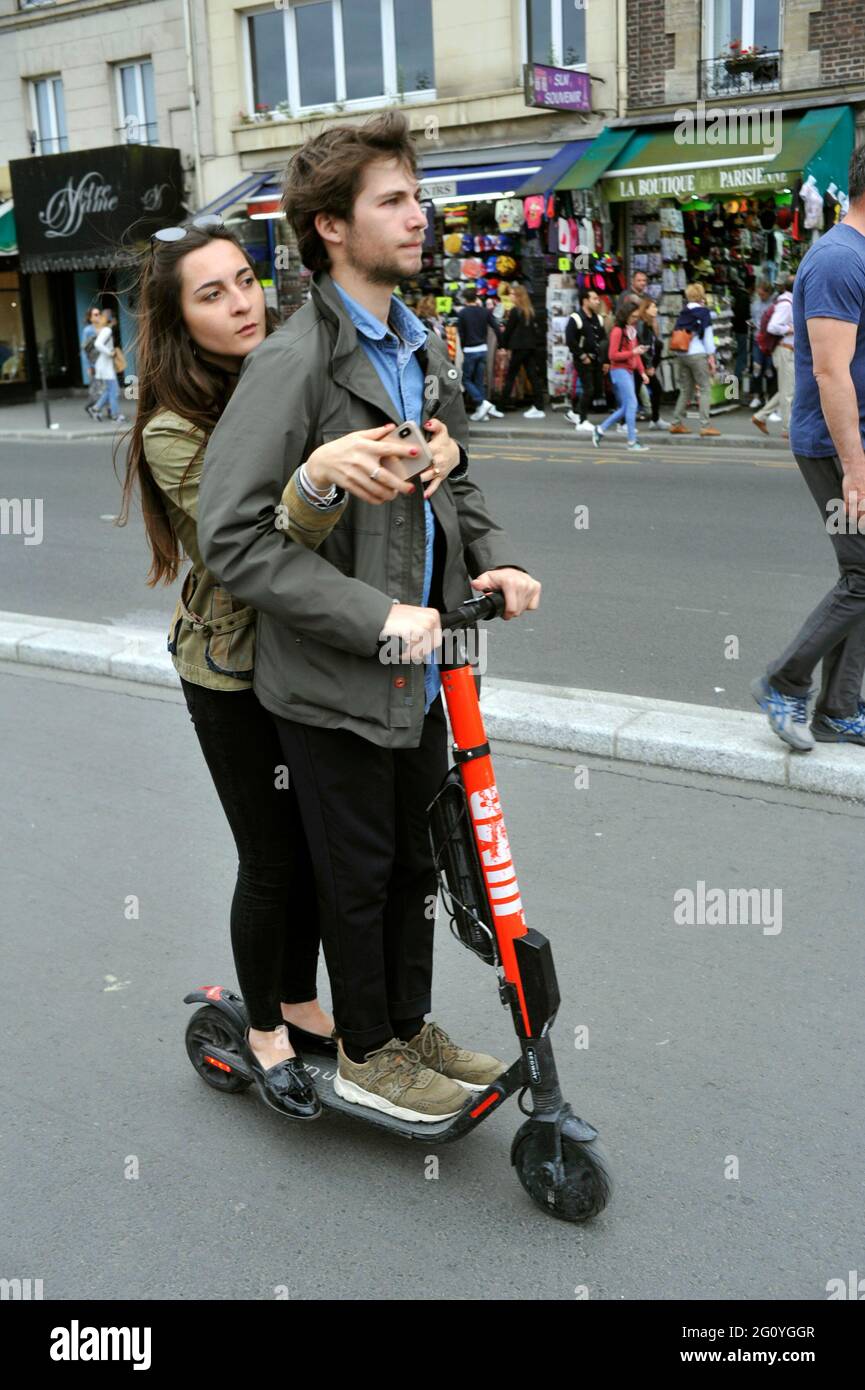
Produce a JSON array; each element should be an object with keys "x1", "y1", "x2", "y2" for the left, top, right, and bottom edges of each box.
[
  {"x1": 197, "y1": 270, "x2": 522, "y2": 747},
  {"x1": 142, "y1": 407, "x2": 348, "y2": 690}
]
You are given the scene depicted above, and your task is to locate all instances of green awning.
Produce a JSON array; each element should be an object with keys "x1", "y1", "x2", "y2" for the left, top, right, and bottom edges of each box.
[
  {"x1": 603, "y1": 117, "x2": 802, "y2": 200},
  {"x1": 557, "y1": 126, "x2": 636, "y2": 190},
  {"x1": 762, "y1": 105, "x2": 854, "y2": 197},
  {"x1": 0, "y1": 200, "x2": 16, "y2": 255}
]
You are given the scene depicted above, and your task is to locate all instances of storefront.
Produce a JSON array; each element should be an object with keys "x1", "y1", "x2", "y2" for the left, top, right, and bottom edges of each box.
[
  {"x1": 192, "y1": 171, "x2": 308, "y2": 321},
  {"x1": 0, "y1": 199, "x2": 32, "y2": 404},
  {"x1": 563, "y1": 104, "x2": 855, "y2": 409},
  {"x1": 8, "y1": 144, "x2": 186, "y2": 401}
]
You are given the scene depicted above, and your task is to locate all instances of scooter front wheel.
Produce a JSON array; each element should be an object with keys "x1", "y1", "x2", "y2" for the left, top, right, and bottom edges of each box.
[
  {"x1": 185, "y1": 1004, "x2": 251, "y2": 1093},
  {"x1": 512, "y1": 1123, "x2": 612, "y2": 1223}
]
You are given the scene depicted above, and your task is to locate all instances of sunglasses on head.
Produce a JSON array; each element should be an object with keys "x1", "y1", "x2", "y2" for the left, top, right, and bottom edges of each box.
[{"x1": 150, "y1": 213, "x2": 224, "y2": 245}]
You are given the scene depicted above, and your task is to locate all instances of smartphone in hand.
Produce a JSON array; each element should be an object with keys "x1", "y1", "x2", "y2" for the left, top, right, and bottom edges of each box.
[{"x1": 382, "y1": 420, "x2": 435, "y2": 482}]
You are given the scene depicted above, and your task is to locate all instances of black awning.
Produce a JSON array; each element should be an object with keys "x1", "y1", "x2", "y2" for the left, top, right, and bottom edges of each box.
[{"x1": 10, "y1": 144, "x2": 187, "y2": 274}]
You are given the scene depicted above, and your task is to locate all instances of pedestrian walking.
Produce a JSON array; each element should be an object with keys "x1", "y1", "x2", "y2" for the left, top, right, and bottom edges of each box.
[
  {"x1": 749, "y1": 280, "x2": 777, "y2": 408},
  {"x1": 591, "y1": 300, "x2": 650, "y2": 452},
  {"x1": 87, "y1": 310, "x2": 125, "y2": 422},
  {"x1": 564, "y1": 287, "x2": 606, "y2": 433},
  {"x1": 198, "y1": 110, "x2": 542, "y2": 1118},
  {"x1": 752, "y1": 146, "x2": 865, "y2": 752},
  {"x1": 752, "y1": 274, "x2": 795, "y2": 438},
  {"x1": 635, "y1": 295, "x2": 667, "y2": 430},
  {"x1": 415, "y1": 294, "x2": 445, "y2": 340},
  {"x1": 80, "y1": 306, "x2": 102, "y2": 411},
  {"x1": 500, "y1": 284, "x2": 546, "y2": 418},
  {"x1": 668, "y1": 283, "x2": 720, "y2": 436},
  {"x1": 614, "y1": 270, "x2": 648, "y2": 315},
  {"x1": 456, "y1": 286, "x2": 503, "y2": 421}
]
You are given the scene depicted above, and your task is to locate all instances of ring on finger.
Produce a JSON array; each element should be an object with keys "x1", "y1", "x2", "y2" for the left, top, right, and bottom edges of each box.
[{"x1": 370, "y1": 466, "x2": 381, "y2": 481}]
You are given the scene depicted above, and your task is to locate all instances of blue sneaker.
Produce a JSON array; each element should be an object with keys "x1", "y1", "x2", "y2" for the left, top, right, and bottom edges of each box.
[
  {"x1": 750, "y1": 675, "x2": 815, "y2": 752},
  {"x1": 811, "y1": 702, "x2": 865, "y2": 746}
]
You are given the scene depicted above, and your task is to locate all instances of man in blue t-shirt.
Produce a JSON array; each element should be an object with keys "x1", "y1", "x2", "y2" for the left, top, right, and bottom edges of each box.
[{"x1": 752, "y1": 145, "x2": 865, "y2": 752}]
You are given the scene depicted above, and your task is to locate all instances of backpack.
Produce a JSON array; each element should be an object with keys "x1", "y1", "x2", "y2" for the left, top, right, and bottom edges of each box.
[{"x1": 756, "y1": 303, "x2": 782, "y2": 355}]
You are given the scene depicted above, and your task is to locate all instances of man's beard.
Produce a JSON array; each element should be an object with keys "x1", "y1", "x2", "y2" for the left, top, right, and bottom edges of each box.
[{"x1": 344, "y1": 237, "x2": 416, "y2": 287}]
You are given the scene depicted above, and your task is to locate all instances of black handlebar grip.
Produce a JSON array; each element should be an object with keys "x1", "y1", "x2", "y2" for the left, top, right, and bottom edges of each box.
[{"x1": 439, "y1": 590, "x2": 506, "y2": 631}]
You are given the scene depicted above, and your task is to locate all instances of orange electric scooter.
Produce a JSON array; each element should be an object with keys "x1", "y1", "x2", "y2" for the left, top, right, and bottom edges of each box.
[{"x1": 184, "y1": 591, "x2": 611, "y2": 1223}]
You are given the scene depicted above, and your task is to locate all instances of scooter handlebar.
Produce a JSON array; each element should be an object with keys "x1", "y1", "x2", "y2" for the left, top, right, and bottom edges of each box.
[{"x1": 438, "y1": 590, "x2": 506, "y2": 632}]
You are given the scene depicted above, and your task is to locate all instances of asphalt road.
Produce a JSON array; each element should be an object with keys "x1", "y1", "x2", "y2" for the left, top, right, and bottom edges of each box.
[
  {"x1": 0, "y1": 433, "x2": 836, "y2": 709},
  {"x1": 2, "y1": 661, "x2": 862, "y2": 1300}
]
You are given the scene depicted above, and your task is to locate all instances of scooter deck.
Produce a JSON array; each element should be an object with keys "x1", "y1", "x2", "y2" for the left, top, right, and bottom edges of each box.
[{"x1": 296, "y1": 1039, "x2": 506, "y2": 1143}]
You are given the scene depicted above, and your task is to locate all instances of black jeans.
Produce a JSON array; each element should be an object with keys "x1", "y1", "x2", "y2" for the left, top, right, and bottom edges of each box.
[
  {"x1": 573, "y1": 358, "x2": 603, "y2": 419},
  {"x1": 645, "y1": 372, "x2": 662, "y2": 422},
  {"x1": 271, "y1": 694, "x2": 449, "y2": 1049},
  {"x1": 767, "y1": 454, "x2": 865, "y2": 718},
  {"x1": 503, "y1": 349, "x2": 544, "y2": 409},
  {"x1": 180, "y1": 678, "x2": 321, "y2": 1030}
]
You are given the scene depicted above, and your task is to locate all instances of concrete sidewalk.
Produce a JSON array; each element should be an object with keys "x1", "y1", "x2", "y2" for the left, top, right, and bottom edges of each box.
[
  {"x1": 1, "y1": 608, "x2": 860, "y2": 800},
  {"x1": 0, "y1": 392, "x2": 789, "y2": 450}
]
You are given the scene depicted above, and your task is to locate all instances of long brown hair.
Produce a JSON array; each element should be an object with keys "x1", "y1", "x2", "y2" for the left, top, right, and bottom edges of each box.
[
  {"x1": 636, "y1": 295, "x2": 660, "y2": 336},
  {"x1": 509, "y1": 283, "x2": 535, "y2": 322},
  {"x1": 116, "y1": 225, "x2": 276, "y2": 586}
]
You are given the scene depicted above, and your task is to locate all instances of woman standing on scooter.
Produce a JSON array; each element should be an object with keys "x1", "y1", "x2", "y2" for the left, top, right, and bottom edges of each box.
[{"x1": 117, "y1": 218, "x2": 442, "y2": 1118}]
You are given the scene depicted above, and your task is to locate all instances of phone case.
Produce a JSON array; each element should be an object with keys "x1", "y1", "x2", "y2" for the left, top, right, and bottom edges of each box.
[{"x1": 382, "y1": 421, "x2": 434, "y2": 481}]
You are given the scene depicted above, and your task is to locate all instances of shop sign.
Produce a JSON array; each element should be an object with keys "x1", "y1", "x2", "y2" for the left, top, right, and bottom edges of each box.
[
  {"x1": 523, "y1": 63, "x2": 591, "y2": 113},
  {"x1": 422, "y1": 180, "x2": 458, "y2": 199},
  {"x1": 606, "y1": 163, "x2": 794, "y2": 201},
  {"x1": 10, "y1": 144, "x2": 185, "y2": 265}
]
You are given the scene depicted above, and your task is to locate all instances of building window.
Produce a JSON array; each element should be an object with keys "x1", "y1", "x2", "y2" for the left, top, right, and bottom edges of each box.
[
  {"x1": 29, "y1": 76, "x2": 68, "y2": 155},
  {"x1": 526, "y1": 0, "x2": 587, "y2": 68},
  {"x1": 245, "y1": 0, "x2": 435, "y2": 118},
  {"x1": 703, "y1": 0, "x2": 782, "y2": 96},
  {"x1": 116, "y1": 60, "x2": 158, "y2": 145}
]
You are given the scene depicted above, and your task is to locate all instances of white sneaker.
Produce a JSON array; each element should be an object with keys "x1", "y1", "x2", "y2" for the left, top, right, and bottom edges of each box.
[
  {"x1": 768, "y1": 411, "x2": 781, "y2": 423},
  {"x1": 749, "y1": 396, "x2": 761, "y2": 408},
  {"x1": 575, "y1": 419, "x2": 596, "y2": 432},
  {"x1": 564, "y1": 409, "x2": 581, "y2": 425},
  {"x1": 647, "y1": 419, "x2": 669, "y2": 431},
  {"x1": 616, "y1": 423, "x2": 628, "y2": 434},
  {"x1": 469, "y1": 401, "x2": 491, "y2": 422},
  {"x1": 484, "y1": 401, "x2": 504, "y2": 418},
  {"x1": 523, "y1": 406, "x2": 546, "y2": 419}
]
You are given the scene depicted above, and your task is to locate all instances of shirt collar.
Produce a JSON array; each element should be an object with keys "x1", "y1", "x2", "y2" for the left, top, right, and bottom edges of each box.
[{"x1": 332, "y1": 279, "x2": 427, "y2": 351}]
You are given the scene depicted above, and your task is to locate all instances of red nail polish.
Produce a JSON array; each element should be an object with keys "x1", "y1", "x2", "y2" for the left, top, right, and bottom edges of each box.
[{"x1": 410, "y1": 447, "x2": 419, "y2": 455}]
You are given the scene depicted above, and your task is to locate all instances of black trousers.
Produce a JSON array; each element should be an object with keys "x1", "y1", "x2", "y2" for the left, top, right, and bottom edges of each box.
[
  {"x1": 503, "y1": 349, "x2": 544, "y2": 409},
  {"x1": 644, "y1": 372, "x2": 662, "y2": 422},
  {"x1": 768, "y1": 454, "x2": 865, "y2": 718},
  {"x1": 271, "y1": 694, "x2": 449, "y2": 1049},
  {"x1": 180, "y1": 678, "x2": 320, "y2": 1031},
  {"x1": 573, "y1": 358, "x2": 603, "y2": 419}
]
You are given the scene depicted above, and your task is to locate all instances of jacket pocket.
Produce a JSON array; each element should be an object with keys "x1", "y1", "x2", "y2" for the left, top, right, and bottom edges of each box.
[{"x1": 204, "y1": 591, "x2": 255, "y2": 679}]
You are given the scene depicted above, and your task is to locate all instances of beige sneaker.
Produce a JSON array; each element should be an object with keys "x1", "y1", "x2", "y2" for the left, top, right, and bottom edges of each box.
[
  {"x1": 402, "y1": 1021, "x2": 507, "y2": 1093},
  {"x1": 333, "y1": 1037, "x2": 467, "y2": 1122}
]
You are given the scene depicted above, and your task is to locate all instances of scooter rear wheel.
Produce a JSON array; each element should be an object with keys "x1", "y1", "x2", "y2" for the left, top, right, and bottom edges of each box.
[
  {"x1": 513, "y1": 1130, "x2": 612, "y2": 1223},
  {"x1": 185, "y1": 1004, "x2": 251, "y2": 1093}
]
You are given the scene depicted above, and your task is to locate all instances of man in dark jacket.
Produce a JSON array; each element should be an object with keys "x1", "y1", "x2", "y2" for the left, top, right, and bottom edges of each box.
[
  {"x1": 198, "y1": 112, "x2": 541, "y2": 1122},
  {"x1": 456, "y1": 286, "x2": 503, "y2": 421},
  {"x1": 564, "y1": 287, "x2": 605, "y2": 431}
]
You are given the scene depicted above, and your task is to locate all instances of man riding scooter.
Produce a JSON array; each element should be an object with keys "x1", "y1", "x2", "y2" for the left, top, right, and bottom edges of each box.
[{"x1": 197, "y1": 111, "x2": 541, "y2": 1124}]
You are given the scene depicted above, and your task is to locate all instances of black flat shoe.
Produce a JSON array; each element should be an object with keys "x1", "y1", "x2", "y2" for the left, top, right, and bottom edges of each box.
[
  {"x1": 284, "y1": 1021, "x2": 338, "y2": 1056},
  {"x1": 242, "y1": 1029, "x2": 322, "y2": 1120}
]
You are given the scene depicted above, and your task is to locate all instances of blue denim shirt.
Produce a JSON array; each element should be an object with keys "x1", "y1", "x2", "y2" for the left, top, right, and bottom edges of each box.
[{"x1": 333, "y1": 280, "x2": 441, "y2": 713}]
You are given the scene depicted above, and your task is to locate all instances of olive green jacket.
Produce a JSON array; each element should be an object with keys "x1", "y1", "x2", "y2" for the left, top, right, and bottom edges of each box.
[
  {"x1": 142, "y1": 407, "x2": 348, "y2": 690},
  {"x1": 197, "y1": 270, "x2": 523, "y2": 746}
]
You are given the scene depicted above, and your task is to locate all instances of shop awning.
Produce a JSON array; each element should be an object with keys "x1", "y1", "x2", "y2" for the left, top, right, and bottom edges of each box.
[
  {"x1": 556, "y1": 127, "x2": 637, "y2": 190},
  {"x1": 761, "y1": 105, "x2": 854, "y2": 197},
  {"x1": 419, "y1": 162, "x2": 545, "y2": 203},
  {"x1": 195, "y1": 170, "x2": 278, "y2": 217},
  {"x1": 601, "y1": 118, "x2": 807, "y2": 200},
  {"x1": 0, "y1": 199, "x2": 16, "y2": 255},
  {"x1": 513, "y1": 140, "x2": 592, "y2": 197}
]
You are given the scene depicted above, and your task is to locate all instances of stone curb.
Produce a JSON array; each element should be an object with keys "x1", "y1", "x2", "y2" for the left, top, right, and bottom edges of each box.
[{"x1": 0, "y1": 610, "x2": 859, "y2": 799}]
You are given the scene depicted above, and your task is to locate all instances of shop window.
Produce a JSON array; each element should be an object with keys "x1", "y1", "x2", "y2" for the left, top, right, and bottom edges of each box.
[
  {"x1": 115, "y1": 60, "x2": 158, "y2": 145},
  {"x1": 525, "y1": 0, "x2": 587, "y2": 68},
  {"x1": 704, "y1": 0, "x2": 781, "y2": 97},
  {"x1": 0, "y1": 272, "x2": 29, "y2": 387},
  {"x1": 29, "y1": 76, "x2": 68, "y2": 155},
  {"x1": 245, "y1": 0, "x2": 435, "y2": 119}
]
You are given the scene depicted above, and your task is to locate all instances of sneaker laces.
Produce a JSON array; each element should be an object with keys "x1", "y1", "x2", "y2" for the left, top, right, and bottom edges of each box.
[
  {"x1": 414, "y1": 1021, "x2": 459, "y2": 1071},
  {"x1": 363, "y1": 1037, "x2": 425, "y2": 1089}
]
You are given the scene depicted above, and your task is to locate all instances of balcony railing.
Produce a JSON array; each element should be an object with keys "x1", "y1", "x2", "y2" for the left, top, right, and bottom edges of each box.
[{"x1": 700, "y1": 51, "x2": 782, "y2": 99}]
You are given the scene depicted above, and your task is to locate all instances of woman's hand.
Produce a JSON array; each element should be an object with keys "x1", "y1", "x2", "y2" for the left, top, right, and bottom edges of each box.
[
  {"x1": 304, "y1": 425, "x2": 419, "y2": 505},
  {"x1": 419, "y1": 418, "x2": 461, "y2": 499}
]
